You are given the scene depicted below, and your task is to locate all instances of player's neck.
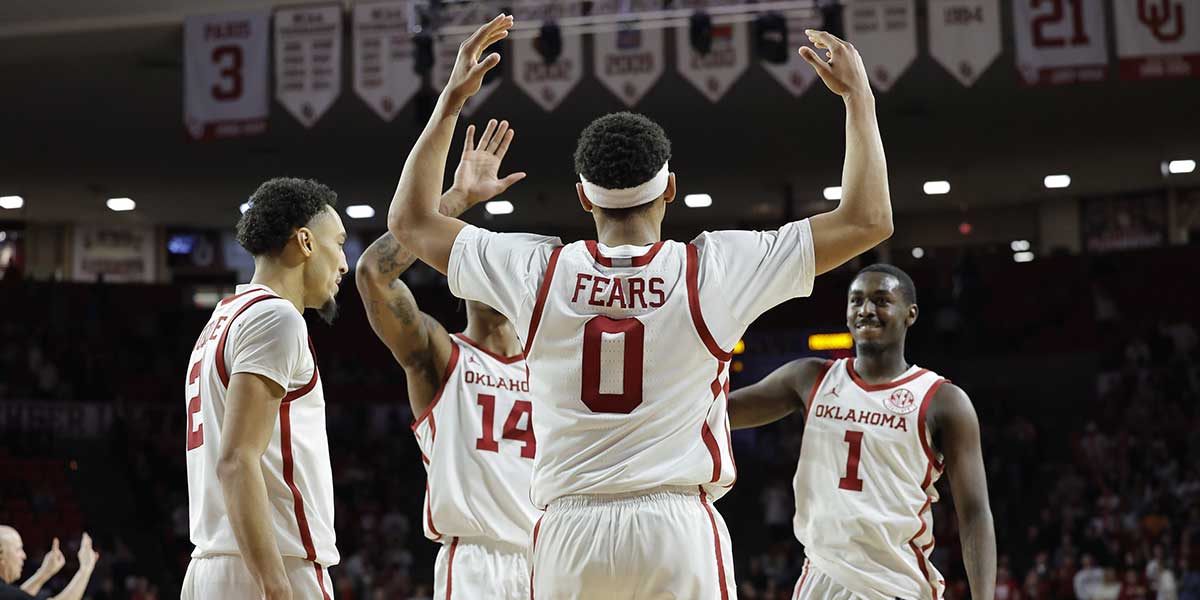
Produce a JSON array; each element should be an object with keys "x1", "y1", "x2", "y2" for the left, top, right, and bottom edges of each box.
[
  {"x1": 852, "y1": 345, "x2": 910, "y2": 383},
  {"x1": 594, "y1": 219, "x2": 661, "y2": 247},
  {"x1": 463, "y1": 321, "x2": 522, "y2": 358},
  {"x1": 249, "y1": 262, "x2": 305, "y2": 314}
]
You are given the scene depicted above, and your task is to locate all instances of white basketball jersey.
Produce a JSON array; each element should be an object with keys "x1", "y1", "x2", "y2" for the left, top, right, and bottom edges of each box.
[
  {"x1": 794, "y1": 358, "x2": 948, "y2": 600},
  {"x1": 412, "y1": 334, "x2": 540, "y2": 548},
  {"x1": 185, "y1": 284, "x2": 338, "y2": 567},
  {"x1": 523, "y1": 240, "x2": 738, "y2": 507}
]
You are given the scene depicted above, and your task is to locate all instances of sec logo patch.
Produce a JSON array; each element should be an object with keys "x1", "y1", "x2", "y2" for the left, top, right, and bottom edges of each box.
[{"x1": 885, "y1": 388, "x2": 917, "y2": 414}]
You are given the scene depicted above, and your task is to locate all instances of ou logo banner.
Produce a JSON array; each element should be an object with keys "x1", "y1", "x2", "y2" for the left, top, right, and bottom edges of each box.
[{"x1": 1113, "y1": 0, "x2": 1200, "y2": 80}]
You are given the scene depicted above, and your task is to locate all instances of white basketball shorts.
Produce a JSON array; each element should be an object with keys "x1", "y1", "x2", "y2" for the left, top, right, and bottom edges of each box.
[
  {"x1": 433, "y1": 536, "x2": 531, "y2": 599},
  {"x1": 181, "y1": 555, "x2": 333, "y2": 600}
]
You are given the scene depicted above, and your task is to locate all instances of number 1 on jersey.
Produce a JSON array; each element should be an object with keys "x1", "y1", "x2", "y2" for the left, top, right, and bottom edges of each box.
[
  {"x1": 839, "y1": 430, "x2": 864, "y2": 492},
  {"x1": 476, "y1": 394, "x2": 536, "y2": 459}
]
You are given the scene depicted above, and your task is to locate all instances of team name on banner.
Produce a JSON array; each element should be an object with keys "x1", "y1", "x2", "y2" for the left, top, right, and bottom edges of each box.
[
  {"x1": 1013, "y1": 0, "x2": 1108, "y2": 86},
  {"x1": 511, "y1": 33, "x2": 585, "y2": 111},
  {"x1": 845, "y1": 0, "x2": 918, "y2": 92},
  {"x1": 761, "y1": 14, "x2": 823, "y2": 97},
  {"x1": 594, "y1": 27, "x2": 665, "y2": 107},
  {"x1": 71, "y1": 225, "x2": 157, "y2": 283},
  {"x1": 353, "y1": 1, "x2": 420, "y2": 121},
  {"x1": 676, "y1": 22, "x2": 750, "y2": 102},
  {"x1": 275, "y1": 4, "x2": 343, "y2": 128},
  {"x1": 183, "y1": 9, "x2": 270, "y2": 141},
  {"x1": 433, "y1": 34, "x2": 502, "y2": 117},
  {"x1": 927, "y1": 0, "x2": 1001, "y2": 86},
  {"x1": 1114, "y1": 0, "x2": 1200, "y2": 80}
]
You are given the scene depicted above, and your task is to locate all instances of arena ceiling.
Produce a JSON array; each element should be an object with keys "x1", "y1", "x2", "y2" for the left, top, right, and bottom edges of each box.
[{"x1": 0, "y1": 1, "x2": 1198, "y2": 233}]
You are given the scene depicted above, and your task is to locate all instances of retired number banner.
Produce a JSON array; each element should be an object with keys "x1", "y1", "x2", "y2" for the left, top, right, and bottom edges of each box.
[
  {"x1": 761, "y1": 13, "x2": 823, "y2": 97},
  {"x1": 1113, "y1": 0, "x2": 1200, "y2": 80},
  {"x1": 353, "y1": 1, "x2": 421, "y2": 121},
  {"x1": 511, "y1": 32, "x2": 585, "y2": 112},
  {"x1": 844, "y1": 0, "x2": 918, "y2": 92},
  {"x1": 927, "y1": 0, "x2": 1001, "y2": 86},
  {"x1": 1013, "y1": 0, "x2": 1108, "y2": 86},
  {"x1": 676, "y1": 22, "x2": 750, "y2": 102},
  {"x1": 183, "y1": 9, "x2": 270, "y2": 141},
  {"x1": 275, "y1": 4, "x2": 343, "y2": 128},
  {"x1": 594, "y1": 27, "x2": 665, "y2": 107}
]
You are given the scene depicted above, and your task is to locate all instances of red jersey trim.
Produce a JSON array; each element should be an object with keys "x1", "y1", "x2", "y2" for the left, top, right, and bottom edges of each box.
[
  {"x1": 805, "y1": 360, "x2": 836, "y2": 415},
  {"x1": 215, "y1": 294, "x2": 284, "y2": 388},
  {"x1": 411, "y1": 343, "x2": 461, "y2": 432},
  {"x1": 313, "y1": 563, "x2": 332, "y2": 600},
  {"x1": 445, "y1": 537, "x2": 460, "y2": 600},
  {"x1": 699, "y1": 489, "x2": 731, "y2": 600},
  {"x1": 454, "y1": 332, "x2": 525, "y2": 364},
  {"x1": 529, "y1": 515, "x2": 544, "y2": 600},
  {"x1": 584, "y1": 240, "x2": 666, "y2": 267},
  {"x1": 523, "y1": 246, "x2": 564, "y2": 356},
  {"x1": 425, "y1": 480, "x2": 443, "y2": 541},
  {"x1": 918, "y1": 379, "x2": 949, "y2": 472},
  {"x1": 282, "y1": 338, "x2": 319, "y2": 403},
  {"x1": 279, "y1": 401, "x2": 318, "y2": 562},
  {"x1": 793, "y1": 559, "x2": 811, "y2": 600},
  {"x1": 686, "y1": 244, "x2": 733, "y2": 361},
  {"x1": 846, "y1": 359, "x2": 929, "y2": 392},
  {"x1": 218, "y1": 286, "x2": 269, "y2": 307},
  {"x1": 907, "y1": 498, "x2": 939, "y2": 600}
]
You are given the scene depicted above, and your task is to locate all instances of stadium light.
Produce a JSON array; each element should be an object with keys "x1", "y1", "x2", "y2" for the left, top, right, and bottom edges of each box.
[
  {"x1": 1013, "y1": 251, "x2": 1035, "y2": 263},
  {"x1": 733, "y1": 339, "x2": 745, "y2": 354},
  {"x1": 107, "y1": 197, "x2": 136, "y2": 212},
  {"x1": 0, "y1": 195, "x2": 24, "y2": 209},
  {"x1": 1166, "y1": 159, "x2": 1196, "y2": 174},
  {"x1": 911, "y1": 247, "x2": 925, "y2": 259},
  {"x1": 1010, "y1": 240, "x2": 1031, "y2": 252},
  {"x1": 684, "y1": 194, "x2": 712, "y2": 208},
  {"x1": 239, "y1": 202, "x2": 251, "y2": 214},
  {"x1": 1043, "y1": 174, "x2": 1071, "y2": 189},
  {"x1": 923, "y1": 180, "x2": 950, "y2": 195},
  {"x1": 823, "y1": 186, "x2": 842, "y2": 201},
  {"x1": 346, "y1": 205, "x2": 375, "y2": 219},
  {"x1": 486, "y1": 200, "x2": 514, "y2": 215},
  {"x1": 809, "y1": 332, "x2": 853, "y2": 351}
]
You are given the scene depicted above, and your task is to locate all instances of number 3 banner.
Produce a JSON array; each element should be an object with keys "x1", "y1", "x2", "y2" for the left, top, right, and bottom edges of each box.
[
  {"x1": 1013, "y1": 0, "x2": 1109, "y2": 86},
  {"x1": 183, "y1": 9, "x2": 270, "y2": 141}
]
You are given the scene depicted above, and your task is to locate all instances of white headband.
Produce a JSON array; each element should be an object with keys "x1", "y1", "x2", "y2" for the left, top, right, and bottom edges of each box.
[{"x1": 580, "y1": 162, "x2": 670, "y2": 209}]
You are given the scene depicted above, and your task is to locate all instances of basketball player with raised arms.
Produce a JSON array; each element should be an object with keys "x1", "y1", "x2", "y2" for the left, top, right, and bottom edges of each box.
[
  {"x1": 182, "y1": 178, "x2": 348, "y2": 600},
  {"x1": 728, "y1": 264, "x2": 996, "y2": 600},
  {"x1": 357, "y1": 122, "x2": 536, "y2": 599},
  {"x1": 391, "y1": 14, "x2": 894, "y2": 598}
]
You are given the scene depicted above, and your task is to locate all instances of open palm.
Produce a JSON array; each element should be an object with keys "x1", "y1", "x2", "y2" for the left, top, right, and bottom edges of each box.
[{"x1": 452, "y1": 118, "x2": 526, "y2": 205}]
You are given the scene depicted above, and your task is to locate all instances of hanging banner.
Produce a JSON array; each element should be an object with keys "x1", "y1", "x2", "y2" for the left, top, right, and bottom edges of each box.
[
  {"x1": 1013, "y1": 0, "x2": 1108, "y2": 86},
  {"x1": 844, "y1": 0, "x2": 918, "y2": 92},
  {"x1": 927, "y1": 0, "x2": 1001, "y2": 86},
  {"x1": 676, "y1": 22, "x2": 750, "y2": 102},
  {"x1": 183, "y1": 9, "x2": 270, "y2": 141},
  {"x1": 274, "y1": 4, "x2": 343, "y2": 128},
  {"x1": 1113, "y1": 0, "x2": 1200, "y2": 80},
  {"x1": 594, "y1": 27, "x2": 665, "y2": 107},
  {"x1": 761, "y1": 13, "x2": 823, "y2": 97},
  {"x1": 353, "y1": 1, "x2": 420, "y2": 121},
  {"x1": 511, "y1": 32, "x2": 585, "y2": 111},
  {"x1": 433, "y1": 34, "x2": 502, "y2": 117},
  {"x1": 71, "y1": 225, "x2": 157, "y2": 284}
]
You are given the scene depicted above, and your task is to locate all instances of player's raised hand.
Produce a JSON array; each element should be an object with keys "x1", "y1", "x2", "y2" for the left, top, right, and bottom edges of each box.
[
  {"x1": 76, "y1": 533, "x2": 99, "y2": 571},
  {"x1": 444, "y1": 13, "x2": 514, "y2": 104},
  {"x1": 451, "y1": 119, "x2": 527, "y2": 205},
  {"x1": 37, "y1": 537, "x2": 65, "y2": 577},
  {"x1": 800, "y1": 29, "x2": 871, "y2": 99}
]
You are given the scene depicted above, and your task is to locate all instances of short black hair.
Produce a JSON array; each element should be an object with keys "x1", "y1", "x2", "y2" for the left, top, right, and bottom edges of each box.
[
  {"x1": 236, "y1": 178, "x2": 338, "y2": 256},
  {"x1": 855, "y1": 263, "x2": 917, "y2": 305},
  {"x1": 574, "y1": 112, "x2": 671, "y2": 190}
]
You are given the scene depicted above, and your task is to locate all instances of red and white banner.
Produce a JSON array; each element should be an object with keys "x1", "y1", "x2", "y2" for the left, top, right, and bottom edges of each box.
[
  {"x1": 845, "y1": 0, "x2": 918, "y2": 92},
  {"x1": 676, "y1": 22, "x2": 749, "y2": 102},
  {"x1": 1114, "y1": 0, "x2": 1200, "y2": 80},
  {"x1": 353, "y1": 1, "x2": 421, "y2": 121},
  {"x1": 761, "y1": 13, "x2": 823, "y2": 97},
  {"x1": 71, "y1": 225, "x2": 157, "y2": 284},
  {"x1": 1013, "y1": 0, "x2": 1108, "y2": 86},
  {"x1": 274, "y1": 4, "x2": 343, "y2": 128},
  {"x1": 594, "y1": 27, "x2": 665, "y2": 107},
  {"x1": 433, "y1": 34, "x2": 502, "y2": 117},
  {"x1": 927, "y1": 0, "x2": 1001, "y2": 86},
  {"x1": 183, "y1": 9, "x2": 270, "y2": 141},
  {"x1": 511, "y1": 33, "x2": 585, "y2": 111}
]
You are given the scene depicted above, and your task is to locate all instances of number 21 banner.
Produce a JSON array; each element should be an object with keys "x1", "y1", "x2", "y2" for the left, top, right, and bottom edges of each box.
[
  {"x1": 183, "y1": 9, "x2": 270, "y2": 141},
  {"x1": 1013, "y1": 0, "x2": 1108, "y2": 86}
]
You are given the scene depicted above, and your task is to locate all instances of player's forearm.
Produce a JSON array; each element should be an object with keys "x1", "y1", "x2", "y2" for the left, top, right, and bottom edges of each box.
[
  {"x1": 365, "y1": 189, "x2": 474, "y2": 285},
  {"x1": 217, "y1": 455, "x2": 289, "y2": 589},
  {"x1": 47, "y1": 566, "x2": 94, "y2": 600},
  {"x1": 958, "y1": 503, "x2": 997, "y2": 600},
  {"x1": 728, "y1": 393, "x2": 799, "y2": 430},
  {"x1": 838, "y1": 94, "x2": 893, "y2": 238},
  {"x1": 21, "y1": 570, "x2": 49, "y2": 594},
  {"x1": 387, "y1": 94, "x2": 463, "y2": 241}
]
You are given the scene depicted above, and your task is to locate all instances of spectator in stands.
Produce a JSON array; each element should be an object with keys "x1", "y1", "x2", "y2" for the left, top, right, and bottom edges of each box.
[
  {"x1": 1079, "y1": 554, "x2": 1107, "y2": 600},
  {"x1": 0, "y1": 528, "x2": 99, "y2": 600}
]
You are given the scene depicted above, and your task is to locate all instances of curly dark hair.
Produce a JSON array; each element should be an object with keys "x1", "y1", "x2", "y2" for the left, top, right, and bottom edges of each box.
[
  {"x1": 236, "y1": 177, "x2": 338, "y2": 256},
  {"x1": 855, "y1": 263, "x2": 917, "y2": 306},
  {"x1": 573, "y1": 112, "x2": 671, "y2": 190}
]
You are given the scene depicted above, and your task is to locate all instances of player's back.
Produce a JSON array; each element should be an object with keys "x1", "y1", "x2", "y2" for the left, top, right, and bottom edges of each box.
[
  {"x1": 525, "y1": 239, "x2": 739, "y2": 507},
  {"x1": 183, "y1": 284, "x2": 338, "y2": 567},
  {"x1": 794, "y1": 358, "x2": 948, "y2": 600}
]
